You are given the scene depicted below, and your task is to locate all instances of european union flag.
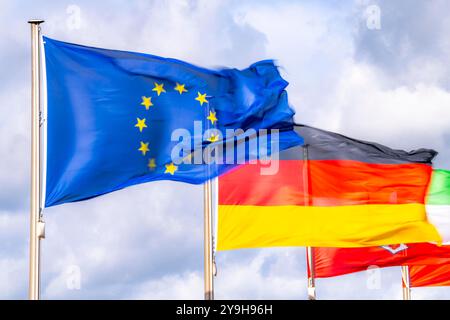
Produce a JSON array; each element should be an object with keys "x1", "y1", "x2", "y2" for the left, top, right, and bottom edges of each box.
[{"x1": 44, "y1": 37, "x2": 303, "y2": 207}]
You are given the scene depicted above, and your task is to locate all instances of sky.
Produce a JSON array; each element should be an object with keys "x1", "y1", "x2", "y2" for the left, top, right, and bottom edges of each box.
[{"x1": 1, "y1": 0, "x2": 450, "y2": 299}]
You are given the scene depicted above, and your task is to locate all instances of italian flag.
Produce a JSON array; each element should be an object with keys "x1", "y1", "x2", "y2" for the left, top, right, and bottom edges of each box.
[
  {"x1": 407, "y1": 169, "x2": 450, "y2": 288},
  {"x1": 426, "y1": 169, "x2": 450, "y2": 244}
]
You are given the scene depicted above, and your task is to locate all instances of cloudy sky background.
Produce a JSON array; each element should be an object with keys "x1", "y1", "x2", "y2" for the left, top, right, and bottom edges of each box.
[{"x1": 1, "y1": 0, "x2": 450, "y2": 299}]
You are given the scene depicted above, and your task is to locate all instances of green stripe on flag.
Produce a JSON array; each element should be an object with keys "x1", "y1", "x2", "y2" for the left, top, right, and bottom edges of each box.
[{"x1": 427, "y1": 169, "x2": 450, "y2": 205}]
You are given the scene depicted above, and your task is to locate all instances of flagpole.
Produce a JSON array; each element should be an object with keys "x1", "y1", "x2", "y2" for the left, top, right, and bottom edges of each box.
[
  {"x1": 306, "y1": 246, "x2": 316, "y2": 300},
  {"x1": 401, "y1": 266, "x2": 411, "y2": 300},
  {"x1": 203, "y1": 100, "x2": 214, "y2": 300},
  {"x1": 28, "y1": 19, "x2": 45, "y2": 300},
  {"x1": 204, "y1": 178, "x2": 214, "y2": 300},
  {"x1": 303, "y1": 144, "x2": 316, "y2": 300}
]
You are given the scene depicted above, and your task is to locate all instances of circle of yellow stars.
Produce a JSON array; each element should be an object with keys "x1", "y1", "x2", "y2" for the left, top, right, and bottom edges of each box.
[{"x1": 134, "y1": 81, "x2": 218, "y2": 175}]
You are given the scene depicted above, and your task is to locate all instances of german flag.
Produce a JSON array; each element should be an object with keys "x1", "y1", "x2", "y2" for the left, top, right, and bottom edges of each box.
[{"x1": 217, "y1": 125, "x2": 441, "y2": 250}]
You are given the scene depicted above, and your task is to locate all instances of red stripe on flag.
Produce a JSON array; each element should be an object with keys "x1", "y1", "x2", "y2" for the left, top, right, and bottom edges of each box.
[
  {"x1": 409, "y1": 264, "x2": 450, "y2": 287},
  {"x1": 313, "y1": 244, "x2": 450, "y2": 278},
  {"x1": 219, "y1": 160, "x2": 431, "y2": 206}
]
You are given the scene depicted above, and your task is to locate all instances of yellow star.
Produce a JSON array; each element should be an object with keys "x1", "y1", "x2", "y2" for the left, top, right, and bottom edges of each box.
[
  {"x1": 207, "y1": 133, "x2": 220, "y2": 142},
  {"x1": 152, "y1": 82, "x2": 166, "y2": 96},
  {"x1": 206, "y1": 111, "x2": 218, "y2": 125},
  {"x1": 164, "y1": 162, "x2": 178, "y2": 175},
  {"x1": 134, "y1": 118, "x2": 147, "y2": 132},
  {"x1": 174, "y1": 83, "x2": 188, "y2": 94},
  {"x1": 138, "y1": 141, "x2": 149, "y2": 156},
  {"x1": 141, "y1": 96, "x2": 153, "y2": 110},
  {"x1": 195, "y1": 92, "x2": 208, "y2": 106},
  {"x1": 148, "y1": 158, "x2": 156, "y2": 170}
]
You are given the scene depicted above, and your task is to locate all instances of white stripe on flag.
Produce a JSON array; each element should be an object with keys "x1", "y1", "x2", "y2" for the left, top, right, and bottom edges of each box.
[{"x1": 427, "y1": 205, "x2": 450, "y2": 244}]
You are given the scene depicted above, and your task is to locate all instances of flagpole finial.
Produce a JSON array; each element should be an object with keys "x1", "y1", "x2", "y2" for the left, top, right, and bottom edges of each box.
[{"x1": 28, "y1": 19, "x2": 45, "y2": 24}]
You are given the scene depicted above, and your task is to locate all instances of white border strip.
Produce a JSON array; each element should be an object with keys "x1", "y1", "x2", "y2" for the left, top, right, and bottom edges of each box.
[{"x1": 40, "y1": 34, "x2": 47, "y2": 211}]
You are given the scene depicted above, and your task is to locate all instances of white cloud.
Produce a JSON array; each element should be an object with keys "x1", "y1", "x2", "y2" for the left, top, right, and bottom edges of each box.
[
  {"x1": 354, "y1": 0, "x2": 450, "y2": 89},
  {"x1": 126, "y1": 272, "x2": 203, "y2": 299},
  {"x1": 215, "y1": 248, "x2": 306, "y2": 299},
  {"x1": 240, "y1": 2, "x2": 354, "y2": 126},
  {"x1": 126, "y1": 248, "x2": 306, "y2": 299},
  {"x1": 0, "y1": 211, "x2": 28, "y2": 299},
  {"x1": 0, "y1": 256, "x2": 28, "y2": 299},
  {"x1": 411, "y1": 286, "x2": 450, "y2": 300},
  {"x1": 331, "y1": 63, "x2": 450, "y2": 156},
  {"x1": 0, "y1": 88, "x2": 30, "y2": 211},
  {"x1": 42, "y1": 0, "x2": 266, "y2": 69}
]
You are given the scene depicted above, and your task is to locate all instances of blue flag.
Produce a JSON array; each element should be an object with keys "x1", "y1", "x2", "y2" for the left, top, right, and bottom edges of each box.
[{"x1": 44, "y1": 37, "x2": 303, "y2": 207}]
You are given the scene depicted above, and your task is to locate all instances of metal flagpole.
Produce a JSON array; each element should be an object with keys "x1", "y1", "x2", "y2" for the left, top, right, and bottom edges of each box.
[
  {"x1": 204, "y1": 178, "x2": 214, "y2": 300},
  {"x1": 401, "y1": 266, "x2": 411, "y2": 300},
  {"x1": 203, "y1": 100, "x2": 214, "y2": 300},
  {"x1": 303, "y1": 144, "x2": 316, "y2": 300},
  {"x1": 212, "y1": 176, "x2": 218, "y2": 279},
  {"x1": 306, "y1": 247, "x2": 316, "y2": 300},
  {"x1": 28, "y1": 19, "x2": 45, "y2": 300}
]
